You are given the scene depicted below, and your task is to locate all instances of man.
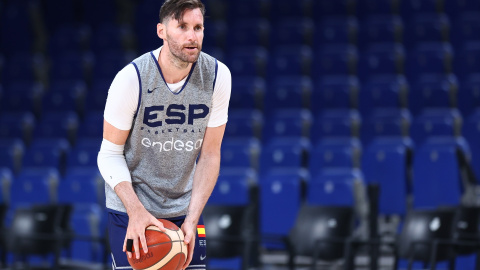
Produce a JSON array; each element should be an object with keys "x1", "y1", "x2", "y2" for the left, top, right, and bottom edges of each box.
[{"x1": 97, "y1": 0, "x2": 231, "y2": 269}]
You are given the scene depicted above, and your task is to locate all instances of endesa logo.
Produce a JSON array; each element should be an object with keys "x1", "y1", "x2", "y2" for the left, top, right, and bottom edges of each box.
[
  {"x1": 142, "y1": 137, "x2": 203, "y2": 152},
  {"x1": 143, "y1": 104, "x2": 209, "y2": 127}
]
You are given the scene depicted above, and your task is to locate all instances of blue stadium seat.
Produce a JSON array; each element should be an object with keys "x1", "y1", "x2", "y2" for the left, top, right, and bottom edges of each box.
[
  {"x1": 262, "y1": 109, "x2": 312, "y2": 141},
  {"x1": 267, "y1": 45, "x2": 312, "y2": 78},
  {"x1": 0, "y1": 81, "x2": 43, "y2": 115},
  {"x1": 209, "y1": 168, "x2": 256, "y2": 206},
  {"x1": 220, "y1": 138, "x2": 261, "y2": 170},
  {"x1": 409, "y1": 74, "x2": 458, "y2": 115},
  {"x1": 90, "y1": 23, "x2": 130, "y2": 54},
  {"x1": 358, "y1": 15, "x2": 404, "y2": 47},
  {"x1": 47, "y1": 24, "x2": 90, "y2": 54},
  {"x1": 269, "y1": 0, "x2": 311, "y2": 20},
  {"x1": 0, "y1": 2, "x2": 33, "y2": 54},
  {"x1": 313, "y1": 44, "x2": 358, "y2": 76},
  {"x1": 229, "y1": 76, "x2": 265, "y2": 109},
  {"x1": 3, "y1": 53, "x2": 41, "y2": 84},
  {"x1": 358, "y1": 75, "x2": 408, "y2": 114},
  {"x1": 361, "y1": 108, "x2": 412, "y2": 144},
  {"x1": 358, "y1": 43, "x2": 405, "y2": 80},
  {"x1": 227, "y1": 0, "x2": 268, "y2": 19},
  {"x1": 362, "y1": 137, "x2": 412, "y2": 216},
  {"x1": 462, "y1": 109, "x2": 480, "y2": 183},
  {"x1": 42, "y1": 80, "x2": 87, "y2": 115},
  {"x1": 67, "y1": 204, "x2": 106, "y2": 263},
  {"x1": 270, "y1": 18, "x2": 314, "y2": 46},
  {"x1": 0, "y1": 167, "x2": 13, "y2": 204},
  {"x1": 412, "y1": 137, "x2": 468, "y2": 208},
  {"x1": 308, "y1": 168, "x2": 363, "y2": 206},
  {"x1": 134, "y1": 0, "x2": 162, "y2": 53},
  {"x1": 203, "y1": 20, "x2": 227, "y2": 49},
  {"x1": 406, "y1": 42, "x2": 454, "y2": 80},
  {"x1": 92, "y1": 51, "x2": 133, "y2": 83},
  {"x1": 227, "y1": 46, "x2": 268, "y2": 77},
  {"x1": 458, "y1": 74, "x2": 480, "y2": 116},
  {"x1": 265, "y1": 76, "x2": 312, "y2": 112},
  {"x1": 401, "y1": 0, "x2": 441, "y2": 14},
  {"x1": 33, "y1": 111, "x2": 79, "y2": 144},
  {"x1": 259, "y1": 169, "x2": 304, "y2": 241},
  {"x1": 444, "y1": 2, "x2": 480, "y2": 18},
  {"x1": 314, "y1": 16, "x2": 358, "y2": 46},
  {"x1": 66, "y1": 138, "x2": 101, "y2": 169},
  {"x1": 224, "y1": 109, "x2": 263, "y2": 139},
  {"x1": 357, "y1": 0, "x2": 400, "y2": 16},
  {"x1": 85, "y1": 79, "x2": 110, "y2": 111},
  {"x1": 312, "y1": 0, "x2": 355, "y2": 16},
  {"x1": 0, "y1": 138, "x2": 25, "y2": 174},
  {"x1": 76, "y1": 111, "x2": 104, "y2": 139},
  {"x1": 312, "y1": 75, "x2": 359, "y2": 112},
  {"x1": 309, "y1": 137, "x2": 362, "y2": 177},
  {"x1": 227, "y1": 19, "x2": 270, "y2": 48},
  {"x1": 310, "y1": 109, "x2": 361, "y2": 142},
  {"x1": 451, "y1": 13, "x2": 480, "y2": 48},
  {"x1": 202, "y1": 46, "x2": 225, "y2": 62},
  {"x1": 405, "y1": 14, "x2": 450, "y2": 47},
  {"x1": 58, "y1": 168, "x2": 103, "y2": 205},
  {"x1": 410, "y1": 108, "x2": 462, "y2": 144},
  {"x1": 81, "y1": 0, "x2": 117, "y2": 28},
  {"x1": 454, "y1": 41, "x2": 480, "y2": 78},
  {"x1": 10, "y1": 168, "x2": 60, "y2": 208},
  {"x1": 22, "y1": 138, "x2": 70, "y2": 171},
  {"x1": 50, "y1": 52, "x2": 88, "y2": 81},
  {"x1": 0, "y1": 112, "x2": 35, "y2": 143},
  {"x1": 259, "y1": 137, "x2": 310, "y2": 173}
]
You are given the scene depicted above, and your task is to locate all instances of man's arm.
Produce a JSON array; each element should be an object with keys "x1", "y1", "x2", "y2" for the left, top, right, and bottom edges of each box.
[
  {"x1": 181, "y1": 123, "x2": 226, "y2": 269},
  {"x1": 99, "y1": 120, "x2": 166, "y2": 260}
]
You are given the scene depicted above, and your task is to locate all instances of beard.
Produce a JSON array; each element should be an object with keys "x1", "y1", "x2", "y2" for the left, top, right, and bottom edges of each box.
[{"x1": 165, "y1": 32, "x2": 202, "y2": 64}]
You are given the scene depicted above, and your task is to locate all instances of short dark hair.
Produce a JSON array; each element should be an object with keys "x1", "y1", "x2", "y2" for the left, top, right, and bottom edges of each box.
[{"x1": 159, "y1": 0, "x2": 205, "y2": 23}]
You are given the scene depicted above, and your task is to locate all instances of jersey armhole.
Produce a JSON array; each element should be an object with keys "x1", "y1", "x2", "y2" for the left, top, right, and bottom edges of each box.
[{"x1": 131, "y1": 62, "x2": 142, "y2": 119}]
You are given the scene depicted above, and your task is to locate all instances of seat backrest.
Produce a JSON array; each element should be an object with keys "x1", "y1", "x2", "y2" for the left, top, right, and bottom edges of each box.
[
  {"x1": 8, "y1": 204, "x2": 68, "y2": 255},
  {"x1": 259, "y1": 169, "x2": 304, "y2": 237},
  {"x1": 362, "y1": 137, "x2": 411, "y2": 216},
  {"x1": 289, "y1": 205, "x2": 355, "y2": 260},
  {"x1": 398, "y1": 208, "x2": 456, "y2": 262},
  {"x1": 412, "y1": 137, "x2": 464, "y2": 208},
  {"x1": 203, "y1": 205, "x2": 256, "y2": 258}
]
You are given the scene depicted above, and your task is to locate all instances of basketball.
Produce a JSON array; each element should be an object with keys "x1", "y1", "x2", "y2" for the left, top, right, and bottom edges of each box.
[{"x1": 127, "y1": 219, "x2": 188, "y2": 270}]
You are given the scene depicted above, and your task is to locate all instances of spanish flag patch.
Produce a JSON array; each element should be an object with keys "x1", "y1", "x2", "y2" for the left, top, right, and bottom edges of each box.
[{"x1": 197, "y1": 225, "x2": 206, "y2": 237}]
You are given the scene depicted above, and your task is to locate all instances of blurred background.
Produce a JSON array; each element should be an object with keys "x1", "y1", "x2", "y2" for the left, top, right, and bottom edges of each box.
[{"x1": 1, "y1": 0, "x2": 480, "y2": 269}]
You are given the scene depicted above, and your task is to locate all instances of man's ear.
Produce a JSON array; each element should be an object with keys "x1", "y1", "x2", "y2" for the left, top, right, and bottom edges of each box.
[{"x1": 157, "y1": 23, "x2": 165, "y2": 39}]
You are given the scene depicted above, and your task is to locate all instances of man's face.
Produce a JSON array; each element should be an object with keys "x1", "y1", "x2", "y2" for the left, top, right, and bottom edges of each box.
[{"x1": 163, "y1": 8, "x2": 204, "y2": 63}]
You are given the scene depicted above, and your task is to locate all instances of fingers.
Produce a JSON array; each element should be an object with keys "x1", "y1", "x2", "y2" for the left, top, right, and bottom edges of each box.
[
  {"x1": 134, "y1": 237, "x2": 140, "y2": 259},
  {"x1": 139, "y1": 233, "x2": 148, "y2": 254},
  {"x1": 154, "y1": 218, "x2": 166, "y2": 232},
  {"x1": 182, "y1": 233, "x2": 195, "y2": 269}
]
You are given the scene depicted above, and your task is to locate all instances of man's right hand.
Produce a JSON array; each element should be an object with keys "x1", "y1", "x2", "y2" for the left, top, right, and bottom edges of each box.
[{"x1": 123, "y1": 207, "x2": 166, "y2": 259}]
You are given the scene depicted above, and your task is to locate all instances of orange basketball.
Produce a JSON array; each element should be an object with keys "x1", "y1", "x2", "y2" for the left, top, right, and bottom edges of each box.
[{"x1": 127, "y1": 219, "x2": 188, "y2": 270}]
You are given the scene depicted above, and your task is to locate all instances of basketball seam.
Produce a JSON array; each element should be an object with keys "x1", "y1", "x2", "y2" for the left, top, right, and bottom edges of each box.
[{"x1": 147, "y1": 240, "x2": 183, "y2": 248}]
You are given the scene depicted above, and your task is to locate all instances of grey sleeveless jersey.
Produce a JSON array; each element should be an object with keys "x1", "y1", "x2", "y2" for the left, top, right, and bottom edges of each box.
[{"x1": 105, "y1": 50, "x2": 218, "y2": 218}]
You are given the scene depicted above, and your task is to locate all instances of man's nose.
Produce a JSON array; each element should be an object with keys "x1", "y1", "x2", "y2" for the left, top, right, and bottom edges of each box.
[{"x1": 186, "y1": 29, "x2": 197, "y2": 41}]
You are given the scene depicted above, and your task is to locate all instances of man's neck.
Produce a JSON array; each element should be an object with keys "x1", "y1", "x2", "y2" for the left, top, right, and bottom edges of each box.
[{"x1": 158, "y1": 47, "x2": 192, "y2": 84}]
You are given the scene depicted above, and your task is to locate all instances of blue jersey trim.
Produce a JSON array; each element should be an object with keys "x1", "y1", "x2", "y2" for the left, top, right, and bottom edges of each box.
[
  {"x1": 212, "y1": 59, "x2": 218, "y2": 92},
  {"x1": 131, "y1": 62, "x2": 142, "y2": 119},
  {"x1": 150, "y1": 51, "x2": 197, "y2": 95}
]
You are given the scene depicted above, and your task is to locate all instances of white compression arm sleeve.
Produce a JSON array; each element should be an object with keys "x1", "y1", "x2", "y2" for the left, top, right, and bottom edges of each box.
[{"x1": 97, "y1": 139, "x2": 132, "y2": 189}]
